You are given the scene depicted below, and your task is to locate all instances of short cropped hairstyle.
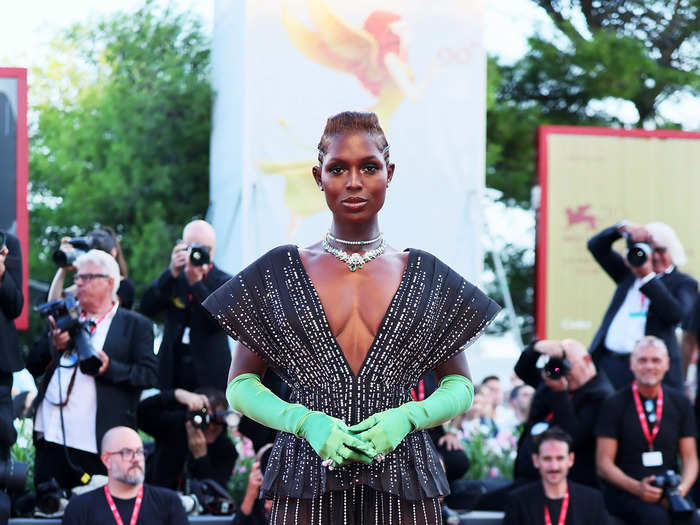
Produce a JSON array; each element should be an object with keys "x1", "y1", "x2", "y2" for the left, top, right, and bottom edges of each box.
[
  {"x1": 317, "y1": 111, "x2": 390, "y2": 165},
  {"x1": 75, "y1": 249, "x2": 121, "y2": 300},
  {"x1": 633, "y1": 335, "x2": 668, "y2": 356},
  {"x1": 646, "y1": 222, "x2": 686, "y2": 266},
  {"x1": 532, "y1": 426, "x2": 573, "y2": 455}
]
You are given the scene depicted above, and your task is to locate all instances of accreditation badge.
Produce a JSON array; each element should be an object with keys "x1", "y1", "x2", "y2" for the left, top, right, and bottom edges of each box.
[{"x1": 642, "y1": 451, "x2": 663, "y2": 467}]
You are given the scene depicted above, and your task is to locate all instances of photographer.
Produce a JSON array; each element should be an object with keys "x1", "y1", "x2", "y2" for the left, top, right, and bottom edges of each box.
[
  {"x1": 27, "y1": 250, "x2": 158, "y2": 491},
  {"x1": 140, "y1": 220, "x2": 232, "y2": 391},
  {"x1": 49, "y1": 227, "x2": 135, "y2": 309},
  {"x1": 596, "y1": 336, "x2": 699, "y2": 525},
  {"x1": 137, "y1": 387, "x2": 237, "y2": 491},
  {"x1": 588, "y1": 222, "x2": 697, "y2": 389},
  {"x1": 0, "y1": 231, "x2": 24, "y2": 522},
  {"x1": 514, "y1": 338, "x2": 614, "y2": 487}
]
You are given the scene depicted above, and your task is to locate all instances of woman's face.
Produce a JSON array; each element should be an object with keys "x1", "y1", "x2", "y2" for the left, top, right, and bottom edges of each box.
[{"x1": 313, "y1": 131, "x2": 394, "y2": 224}]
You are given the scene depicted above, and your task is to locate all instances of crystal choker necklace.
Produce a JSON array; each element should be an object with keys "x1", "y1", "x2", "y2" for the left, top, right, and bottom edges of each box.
[
  {"x1": 326, "y1": 231, "x2": 382, "y2": 246},
  {"x1": 321, "y1": 233, "x2": 386, "y2": 272}
]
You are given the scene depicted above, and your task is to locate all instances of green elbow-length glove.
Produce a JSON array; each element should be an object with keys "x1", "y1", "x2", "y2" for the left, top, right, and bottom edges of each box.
[
  {"x1": 227, "y1": 373, "x2": 377, "y2": 467},
  {"x1": 348, "y1": 374, "x2": 474, "y2": 456}
]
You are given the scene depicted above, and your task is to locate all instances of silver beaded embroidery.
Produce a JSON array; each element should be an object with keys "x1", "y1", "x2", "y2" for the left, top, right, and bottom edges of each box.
[{"x1": 204, "y1": 246, "x2": 500, "y2": 524}]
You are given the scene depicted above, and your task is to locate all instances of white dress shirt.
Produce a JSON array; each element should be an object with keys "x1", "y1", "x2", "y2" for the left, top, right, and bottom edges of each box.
[
  {"x1": 35, "y1": 302, "x2": 118, "y2": 453},
  {"x1": 604, "y1": 266, "x2": 674, "y2": 354}
]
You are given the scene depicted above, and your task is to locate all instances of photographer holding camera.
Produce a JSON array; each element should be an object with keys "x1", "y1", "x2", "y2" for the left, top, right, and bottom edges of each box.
[
  {"x1": 140, "y1": 220, "x2": 232, "y2": 391},
  {"x1": 0, "y1": 231, "x2": 24, "y2": 522},
  {"x1": 48, "y1": 227, "x2": 135, "y2": 309},
  {"x1": 596, "y1": 336, "x2": 699, "y2": 525},
  {"x1": 513, "y1": 338, "x2": 614, "y2": 487},
  {"x1": 27, "y1": 250, "x2": 158, "y2": 491},
  {"x1": 137, "y1": 387, "x2": 237, "y2": 492},
  {"x1": 588, "y1": 221, "x2": 697, "y2": 389}
]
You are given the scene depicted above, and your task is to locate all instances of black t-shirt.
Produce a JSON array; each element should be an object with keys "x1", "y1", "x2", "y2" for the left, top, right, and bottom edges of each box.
[
  {"x1": 545, "y1": 496, "x2": 563, "y2": 524},
  {"x1": 61, "y1": 484, "x2": 189, "y2": 525},
  {"x1": 595, "y1": 385, "x2": 696, "y2": 479}
]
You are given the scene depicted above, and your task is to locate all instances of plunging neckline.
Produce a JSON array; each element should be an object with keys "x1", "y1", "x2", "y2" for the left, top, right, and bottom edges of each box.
[{"x1": 293, "y1": 246, "x2": 414, "y2": 379}]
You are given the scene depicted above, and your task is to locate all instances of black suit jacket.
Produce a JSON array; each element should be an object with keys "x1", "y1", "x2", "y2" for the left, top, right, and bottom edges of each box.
[
  {"x1": 27, "y1": 307, "x2": 158, "y2": 448},
  {"x1": 0, "y1": 232, "x2": 24, "y2": 373},
  {"x1": 140, "y1": 265, "x2": 232, "y2": 391},
  {"x1": 503, "y1": 481, "x2": 609, "y2": 525},
  {"x1": 588, "y1": 226, "x2": 697, "y2": 386}
]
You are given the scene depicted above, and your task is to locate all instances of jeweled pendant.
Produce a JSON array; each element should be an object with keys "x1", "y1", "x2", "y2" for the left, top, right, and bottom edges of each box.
[{"x1": 348, "y1": 264, "x2": 357, "y2": 272}]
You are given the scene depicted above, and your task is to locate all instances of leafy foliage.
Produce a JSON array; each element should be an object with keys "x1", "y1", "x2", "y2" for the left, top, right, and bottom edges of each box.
[
  {"x1": 507, "y1": 0, "x2": 699, "y2": 126},
  {"x1": 27, "y1": 1, "x2": 212, "y2": 323},
  {"x1": 484, "y1": 1, "x2": 698, "y2": 338}
]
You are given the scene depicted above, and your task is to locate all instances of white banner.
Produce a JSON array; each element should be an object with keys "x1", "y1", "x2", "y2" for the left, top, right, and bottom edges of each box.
[{"x1": 210, "y1": 0, "x2": 486, "y2": 281}]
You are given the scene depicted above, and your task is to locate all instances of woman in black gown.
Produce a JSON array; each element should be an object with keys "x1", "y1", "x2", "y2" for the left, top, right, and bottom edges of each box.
[{"x1": 204, "y1": 111, "x2": 499, "y2": 524}]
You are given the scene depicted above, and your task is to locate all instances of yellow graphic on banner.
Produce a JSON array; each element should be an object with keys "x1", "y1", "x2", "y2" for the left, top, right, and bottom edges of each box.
[{"x1": 258, "y1": 0, "x2": 421, "y2": 237}]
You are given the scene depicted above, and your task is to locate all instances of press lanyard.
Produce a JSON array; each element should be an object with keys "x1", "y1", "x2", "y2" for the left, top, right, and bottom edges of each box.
[
  {"x1": 411, "y1": 379, "x2": 425, "y2": 401},
  {"x1": 82, "y1": 304, "x2": 114, "y2": 334},
  {"x1": 632, "y1": 381, "x2": 663, "y2": 450},
  {"x1": 104, "y1": 485, "x2": 143, "y2": 525},
  {"x1": 544, "y1": 486, "x2": 569, "y2": 525}
]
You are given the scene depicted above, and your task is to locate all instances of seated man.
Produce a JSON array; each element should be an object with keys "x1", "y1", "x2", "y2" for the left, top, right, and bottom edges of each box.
[
  {"x1": 504, "y1": 426, "x2": 609, "y2": 524},
  {"x1": 137, "y1": 387, "x2": 237, "y2": 490},
  {"x1": 61, "y1": 426, "x2": 188, "y2": 524},
  {"x1": 596, "y1": 336, "x2": 699, "y2": 525},
  {"x1": 514, "y1": 338, "x2": 614, "y2": 487}
]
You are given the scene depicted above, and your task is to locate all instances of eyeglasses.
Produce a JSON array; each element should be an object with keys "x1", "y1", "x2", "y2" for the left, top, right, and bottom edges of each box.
[
  {"x1": 74, "y1": 273, "x2": 109, "y2": 282},
  {"x1": 104, "y1": 448, "x2": 145, "y2": 461}
]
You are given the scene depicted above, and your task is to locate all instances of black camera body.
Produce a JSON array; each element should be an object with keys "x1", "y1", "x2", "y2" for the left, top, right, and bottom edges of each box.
[
  {"x1": 35, "y1": 293, "x2": 102, "y2": 376},
  {"x1": 651, "y1": 470, "x2": 695, "y2": 519},
  {"x1": 622, "y1": 233, "x2": 652, "y2": 268},
  {"x1": 540, "y1": 351, "x2": 572, "y2": 380},
  {"x1": 186, "y1": 407, "x2": 234, "y2": 430},
  {"x1": 187, "y1": 407, "x2": 212, "y2": 430},
  {"x1": 189, "y1": 243, "x2": 211, "y2": 266},
  {"x1": 51, "y1": 236, "x2": 95, "y2": 268}
]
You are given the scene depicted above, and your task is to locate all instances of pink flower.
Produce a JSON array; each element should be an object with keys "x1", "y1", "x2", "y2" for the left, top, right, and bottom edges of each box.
[{"x1": 489, "y1": 467, "x2": 500, "y2": 478}]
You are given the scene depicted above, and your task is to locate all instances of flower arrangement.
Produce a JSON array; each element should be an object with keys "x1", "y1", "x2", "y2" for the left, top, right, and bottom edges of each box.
[
  {"x1": 227, "y1": 429, "x2": 256, "y2": 504},
  {"x1": 460, "y1": 424, "x2": 519, "y2": 480}
]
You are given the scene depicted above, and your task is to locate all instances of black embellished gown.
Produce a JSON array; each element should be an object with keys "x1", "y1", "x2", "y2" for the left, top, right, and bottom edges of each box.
[{"x1": 203, "y1": 246, "x2": 499, "y2": 525}]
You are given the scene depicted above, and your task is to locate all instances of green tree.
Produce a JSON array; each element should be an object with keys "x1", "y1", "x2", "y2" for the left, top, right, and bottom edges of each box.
[
  {"x1": 484, "y1": 1, "x2": 699, "y2": 339},
  {"x1": 504, "y1": 1, "x2": 699, "y2": 128},
  {"x1": 28, "y1": 1, "x2": 211, "y2": 316}
]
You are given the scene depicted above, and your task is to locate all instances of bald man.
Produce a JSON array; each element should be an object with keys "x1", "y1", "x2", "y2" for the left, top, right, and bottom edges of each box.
[
  {"x1": 62, "y1": 426, "x2": 188, "y2": 525},
  {"x1": 513, "y1": 338, "x2": 614, "y2": 487},
  {"x1": 141, "y1": 220, "x2": 232, "y2": 391}
]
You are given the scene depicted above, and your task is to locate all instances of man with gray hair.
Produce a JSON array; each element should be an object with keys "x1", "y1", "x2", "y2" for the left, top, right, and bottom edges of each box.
[
  {"x1": 62, "y1": 426, "x2": 188, "y2": 524},
  {"x1": 28, "y1": 250, "x2": 158, "y2": 491},
  {"x1": 588, "y1": 221, "x2": 697, "y2": 389},
  {"x1": 596, "y1": 336, "x2": 698, "y2": 525}
]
